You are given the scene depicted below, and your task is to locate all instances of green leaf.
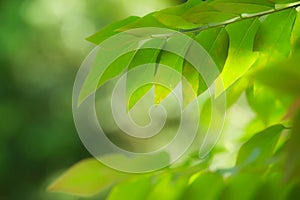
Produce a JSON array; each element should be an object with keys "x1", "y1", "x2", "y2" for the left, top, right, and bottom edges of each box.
[
  {"x1": 87, "y1": 16, "x2": 140, "y2": 45},
  {"x1": 208, "y1": 0, "x2": 274, "y2": 15},
  {"x1": 285, "y1": 111, "x2": 300, "y2": 182},
  {"x1": 154, "y1": 51, "x2": 184, "y2": 104},
  {"x1": 107, "y1": 175, "x2": 152, "y2": 200},
  {"x1": 97, "y1": 51, "x2": 135, "y2": 87},
  {"x1": 154, "y1": 0, "x2": 300, "y2": 31},
  {"x1": 253, "y1": 55, "x2": 300, "y2": 96},
  {"x1": 99, "y1": 152, "x2": 170, "y2": 173},
  {"x1": 254, "y1": 173, "x2": 290, "y2": 200},
  {"x1": 225, "y1": 77, "x2": 250, "y2": 108},
  {"x1": 246, "y1": 83, "x2": 288, "y2": 124},
  {"x1": 236, "y1": 125, "x2": 285, "y2": 170},
  {"x1": 286, "y1": 183, "x2": 300, "y2": 200},
  {"x1": 220, "y1": 18, "x2": 260, "y2": 90},
  {"x1": 153, "y1": 12, "x2": 200, "y2": 30},
  {"x1": 78, "y1": 33, "x2": 142, "y2": 105},
  {"x1": 126, "y1": 38, "x2": 166, "y2": 109},
  {"x1": 47, "y1": 158, "x2": 125, "y2": 197},
  {"x1": 222, "y1": 173, "x2": 262, "y2": 200},
  {"x1": 84, "y1": 1, "x2": 300, "y2": 109},
  {"x1": 128, "y1": 84, "x2": 153, "y2": 110},
  {"x1": 147, "y1": 173, "x2": 188, "y2": 200},
  {"x1": 183, "y1": 172, "x2": 224, "y2": 200},
  {"x1": 183, "y1": 5, "x2": 239, "y2": 26},
  {"x1": 153, "y1": 0, "x2": 202, "y2": 29},
  {"x1": 253, "y1": 8, "x2": 297, "y2": 58},
  {"x1": 118, "y1": 14, "x2": 167, "y2": 31},
  {"x1": 182, "y1": 61, "x2": 200, "y2": 107},
  {"x1": 195, "y1": 26, "x2": 229, "y2": 72},
  {"x1": 291, "y1": 8, "x2": 300, "y2": 54},
  {"x1": 156, "y1": 2, "x2": 225, "y2": 29}
]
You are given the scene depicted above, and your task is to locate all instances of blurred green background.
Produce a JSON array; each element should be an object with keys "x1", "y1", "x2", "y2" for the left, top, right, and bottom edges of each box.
[{"x1": 0, "y1": 0, "x2": 185, "y2": 199}]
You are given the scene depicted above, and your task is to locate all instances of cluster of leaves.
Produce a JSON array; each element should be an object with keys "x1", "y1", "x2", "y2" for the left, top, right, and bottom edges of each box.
[{"x1": 49, "y1": 0, "x2": 300, "y2": 199}]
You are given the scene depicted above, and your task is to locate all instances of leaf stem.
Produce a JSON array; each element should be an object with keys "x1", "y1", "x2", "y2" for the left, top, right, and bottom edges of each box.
[{"x1": 179, "y1": 3, "x2": 300, "y2": 33}]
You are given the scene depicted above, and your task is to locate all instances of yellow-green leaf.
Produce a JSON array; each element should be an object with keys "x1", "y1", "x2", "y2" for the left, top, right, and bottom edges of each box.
[
  {"x1": 220, "y1": 18, "x2": 260, "y2": 90},
  {"x1": 47, "y1": 158, "x2": 125, "y2": 197}
]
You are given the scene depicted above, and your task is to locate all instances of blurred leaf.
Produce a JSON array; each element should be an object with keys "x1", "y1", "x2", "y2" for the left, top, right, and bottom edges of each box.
[
  {"x1": 246, "y1": 83, "x2": 287, "y2": 124},
  {"x1": 47, "y1": 158, "x2": 126, "y2": 197},
  {"x1": 198, "y1": 99, "x2": 212, "y2": 140},
  {"x1": 220, "y1": 18, "x2": 260, "y2": 90},
  {"x1": 287, "y1": 183, "x2": 300, "y2": 200},
  {"x1": 222, "y1": 173, "x2": 262, "y2": 200},
  {"x1": 99, "y1": 152, "x2": 170, "y2": 173},
  {"x1": 107, "y1": 175, "x2": 152, "y2": 200},
  {"x1": 183, "y1": 172, "x2": 224, "y2": 200},
  {"x1": 253, "y1": 55, "x2": 300, "y2": 96},
  {"x1": 225, "y1": 77, "x2": 250, "y2": 108},
  {"x1": 283, "y1": 98, "x2": 300, "y2": 120},
  {"x1": 147, "y1": 173, "x2": 188, "y2": 200},
  {"x1": 236, "y1": 125, "x2": 285, "y2": 170},
  {"x1": 285, "y1": 111, "x2": 300, "y2": 182},
  {"x1": 244, "y1": 117, "x2": 266, "y2": 138},
  {"x1": 87, "y1": 16, "x2": 140, "y2": 45},
  {"x1": 254, "y1": 173, "x2": 290, "y2": 200}
]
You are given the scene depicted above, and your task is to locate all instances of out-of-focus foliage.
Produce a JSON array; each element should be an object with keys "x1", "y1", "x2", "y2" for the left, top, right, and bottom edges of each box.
[
  {"x1": 0, "y1": 0, "x2": 182, "y2": 199},
  {"x1": 49, "y1": 0, "x2": 300, "y2": 199},
  {"x1": 47, "y1": 159, "x2": 127, "y2": 197}
]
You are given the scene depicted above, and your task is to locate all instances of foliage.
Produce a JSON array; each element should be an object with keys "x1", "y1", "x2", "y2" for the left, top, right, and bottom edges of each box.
[
  {"x1": 0, "y1": 0, "x2": 182, "y2": 199},
  {"x1": 49, "y1": 0, "x2": 300, "y2": 199}
]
